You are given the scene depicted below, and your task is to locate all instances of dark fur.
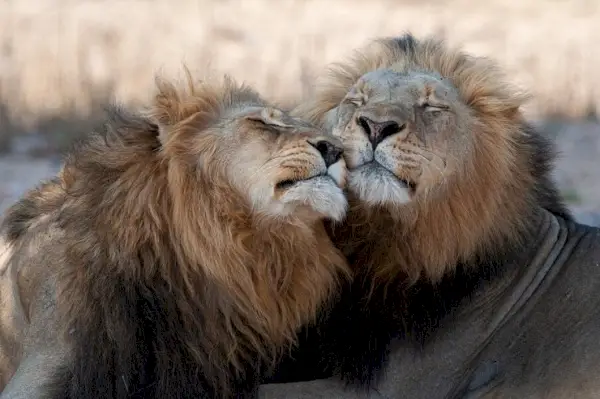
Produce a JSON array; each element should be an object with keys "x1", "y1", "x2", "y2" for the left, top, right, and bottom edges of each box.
[
  {"x1": 265, "y1": 35, "x2": 572, "y2": 389},
  {"x1": 46, "y1": 274, "x2": 263, "y2": 399},
  {"x1": 41, "y1": 110, "x2": 261, "y2": 399}
]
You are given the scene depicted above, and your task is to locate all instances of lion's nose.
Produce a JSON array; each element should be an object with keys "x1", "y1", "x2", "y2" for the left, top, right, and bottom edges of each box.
[
  {"x1": 357, "y1": 115, "x2": 405, "y2": 148},
  {"x1": 307, "y1": 137, "x2": 344, "y2": 167}
]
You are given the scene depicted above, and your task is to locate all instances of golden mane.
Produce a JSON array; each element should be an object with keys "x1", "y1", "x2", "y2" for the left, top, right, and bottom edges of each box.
[
  {"x1": 294, "y1": 34, "x2": 570, "y2": 284},
  {"x1": 44, "y1": 73, "x2": 348, "y2": 397}
]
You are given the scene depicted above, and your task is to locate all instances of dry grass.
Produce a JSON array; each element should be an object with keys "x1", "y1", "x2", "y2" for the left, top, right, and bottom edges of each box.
[{"x1": 0, "y1": 0, "x2": 599, "y2": 152}]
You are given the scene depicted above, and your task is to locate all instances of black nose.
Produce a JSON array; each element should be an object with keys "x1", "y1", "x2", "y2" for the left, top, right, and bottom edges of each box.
[
  {"x1": 309, "y1": 139, "x2": 343, "y2": 167},
  {"x1": 357, "y1": 116, "x2": 405, "y2": 148}
]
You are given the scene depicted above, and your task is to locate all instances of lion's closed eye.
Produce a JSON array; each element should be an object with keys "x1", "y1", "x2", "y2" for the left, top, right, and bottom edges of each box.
[
  {"x1": 244, "y1": 108, "x2": 296, "y2": 130},
  {"x1": 348, "y1": 98, "x2": 364, "y2": 107},
  {"x1": 245, "y1": 117, "x2": 285, "y2": 133},
  {"x1": 422, "y1": 103, "x2": 450, "y2": 113}
]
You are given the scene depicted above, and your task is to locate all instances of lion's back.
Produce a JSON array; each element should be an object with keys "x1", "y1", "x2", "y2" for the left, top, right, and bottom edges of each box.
[{"x1": 0, "y1": 178, "x2": 67, "y2": 392}]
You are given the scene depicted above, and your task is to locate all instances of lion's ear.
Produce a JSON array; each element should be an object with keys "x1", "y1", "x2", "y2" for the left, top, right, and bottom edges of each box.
[
  {"x1": 150, "y1": 76, "x2": 221, "y2": 147},
  {"x1": 243, "y1": 107, "x2": 295, "y2": 128},
  {"x1": 151, "y1": 78, "x2": 183, "y2": 146}
]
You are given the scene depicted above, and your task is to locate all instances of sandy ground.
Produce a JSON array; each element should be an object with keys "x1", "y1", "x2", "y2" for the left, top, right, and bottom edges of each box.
[{"x1": 1, "y1": 120, "x2": 599, "y2": 226}]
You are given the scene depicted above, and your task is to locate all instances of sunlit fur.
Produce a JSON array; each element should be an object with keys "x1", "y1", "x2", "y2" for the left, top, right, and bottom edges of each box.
[
  {"x1": 293, "y1": 33, "x2": 570, "y2": 284},
  {"x1": 15, "y1": 72, "x2": 351, "y2": 398}
]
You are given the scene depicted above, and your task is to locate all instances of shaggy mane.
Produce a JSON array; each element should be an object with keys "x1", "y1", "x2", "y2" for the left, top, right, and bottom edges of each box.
[
  {"x1": 268, "y1": 33, "x2": 572, "y2": 389},
  {"x1": 47, "y1": 74, "x2": 347, "y2": 398},
  {"x1": 295, "y1": 33, "x2": 571, "y2": 283}
]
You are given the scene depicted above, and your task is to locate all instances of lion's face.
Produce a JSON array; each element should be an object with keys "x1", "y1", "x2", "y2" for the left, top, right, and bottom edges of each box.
[
  {"x1": 292, "y1": 34, "x2": 554, "y2": 280},
  {"x1": 323, "y1": 68, "x2": 469, "y2": 208},
  {"x1": 191, "y1": 106, "x2": 348, "y2": 221}
]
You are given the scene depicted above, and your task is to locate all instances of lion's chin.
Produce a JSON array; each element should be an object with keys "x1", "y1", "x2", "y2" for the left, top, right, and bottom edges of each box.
[
  {"x1": 275, "y1": 176, "x2": 348, "y2": 222},
  {"x1": 348, "y1": 163, "x2": 412, "y2": 208}
]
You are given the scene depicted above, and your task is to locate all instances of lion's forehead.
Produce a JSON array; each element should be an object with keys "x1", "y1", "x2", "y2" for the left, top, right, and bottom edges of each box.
[{"x1": 358, "y1": 69, "x2": 459, "y2": 105}]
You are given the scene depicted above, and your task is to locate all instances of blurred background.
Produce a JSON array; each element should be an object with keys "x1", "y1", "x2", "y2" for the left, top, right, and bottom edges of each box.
[{"x1": 1, "y1": 0, "x2": 599, "y2": 223}]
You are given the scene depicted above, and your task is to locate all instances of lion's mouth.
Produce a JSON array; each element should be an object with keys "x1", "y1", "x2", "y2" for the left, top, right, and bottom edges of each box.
[
  {"x1": 275, "y1": 174, "x2": 327, "y2": 191},
  {"x1": 275, "y1": 179, "x2": 299, "y2": 191},
  {"x1": 353, "y1": 162, "x2": 417, "y2": 194},
  {"x1": 391, "y1": 176, "x2": 417, "y2": 195},
  {"x1": 399, "y1": 179, "x2": 417, "y2": 193},
  {"x1": 398, "y1": 176, "x2": 417, "y2": 193}
]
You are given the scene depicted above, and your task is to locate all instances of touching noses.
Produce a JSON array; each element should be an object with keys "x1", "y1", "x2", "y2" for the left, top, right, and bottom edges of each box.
[
  {"x1": 357, "y1": 115, "x2": 405, "y2": 148},
  {"x1": 307, "y1": 137, "x2": 344, "y2": 167}
]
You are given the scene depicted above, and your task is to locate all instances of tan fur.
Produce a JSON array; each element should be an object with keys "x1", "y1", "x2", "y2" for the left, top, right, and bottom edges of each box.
[
  {"x1": 293, "y1": 34, "x2": 543, "y2": 284},
  {"x1": 0, "y1": 73, "x2": 350, "y2": 397}
]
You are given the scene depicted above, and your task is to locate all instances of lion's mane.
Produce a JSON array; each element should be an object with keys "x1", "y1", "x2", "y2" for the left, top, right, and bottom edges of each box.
[
  {"x1": 296, "y1": 33, "x2": 571, "y2": 282},
  {"x1": 30, "y1": 76, "x2": 349, "y2": 398}
]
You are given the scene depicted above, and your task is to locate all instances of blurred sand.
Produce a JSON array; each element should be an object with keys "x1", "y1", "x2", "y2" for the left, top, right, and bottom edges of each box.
[
  {"x1": 0, "y1": 0, "x2": 599, "y2": 220},
  {"x1": 0, "y1": 0, "x2": 599, "y2": 131}
]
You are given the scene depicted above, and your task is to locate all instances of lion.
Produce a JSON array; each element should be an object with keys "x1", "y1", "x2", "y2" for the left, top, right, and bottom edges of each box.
[
  {"x1": 0, "y1": 72, "x2": 351, "y2": 399},
  {"x1": 259, "y1": 34, "x2": 600, "y2": 399}
]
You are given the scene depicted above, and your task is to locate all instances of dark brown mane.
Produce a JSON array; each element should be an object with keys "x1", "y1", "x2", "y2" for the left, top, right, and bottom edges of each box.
[{"x1": 42, "y1": 77, "x2": 347, "y2": 398}]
